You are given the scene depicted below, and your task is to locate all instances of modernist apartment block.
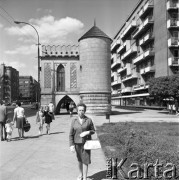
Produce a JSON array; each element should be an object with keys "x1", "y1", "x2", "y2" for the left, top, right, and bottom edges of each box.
[
  {"x1": 111, "y1": 0, "x2": 179, "y2": 106},
  {"x1": 0, "y1": 63, "x2": 19, "y2": 103},
  {"x1": 19, "y1": 76, "x2": 39, "y2": 102}
]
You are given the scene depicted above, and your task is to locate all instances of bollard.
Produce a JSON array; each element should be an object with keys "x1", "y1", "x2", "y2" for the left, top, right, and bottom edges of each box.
[{"x1": 106, "y1": 113, "x2": 110, "y2": 123}]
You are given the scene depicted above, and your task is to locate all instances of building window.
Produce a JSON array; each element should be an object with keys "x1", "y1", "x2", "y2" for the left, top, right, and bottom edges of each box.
[{"x1": 57, "y1": 64, "x2": 65, "y2": 92}]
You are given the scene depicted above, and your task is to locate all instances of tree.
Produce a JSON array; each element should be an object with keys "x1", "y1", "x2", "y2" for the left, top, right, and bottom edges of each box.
[{"x1": 148, "y1": 74, "x2": 179, "y2": 111}]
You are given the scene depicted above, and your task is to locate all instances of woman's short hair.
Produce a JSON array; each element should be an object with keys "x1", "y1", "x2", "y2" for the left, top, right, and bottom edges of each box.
[
  {"x1": 76, "y1": 103, "x2": 87, "y2": 112},
  {"x1": 16, "y1": 101, "x2": 21, "y2": 106}
]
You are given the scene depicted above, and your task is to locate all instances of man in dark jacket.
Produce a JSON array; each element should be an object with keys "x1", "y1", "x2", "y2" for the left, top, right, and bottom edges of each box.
[{"x1": 0, "y1": 100, "x2": 7, "y2": 141}]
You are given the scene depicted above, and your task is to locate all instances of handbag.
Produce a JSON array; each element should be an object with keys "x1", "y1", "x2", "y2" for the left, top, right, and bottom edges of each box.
[
  {"x1": 84, "y1": 140, "x2": 101, "y2": 150},
  {"x1": 23, "y1": 120, "x2": 31, "y2": 132}
]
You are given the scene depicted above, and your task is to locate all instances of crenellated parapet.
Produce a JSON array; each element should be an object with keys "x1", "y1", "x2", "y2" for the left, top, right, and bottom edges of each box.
[{"x1": 41, "y1": 45, "x2": 79, "y2": 57}]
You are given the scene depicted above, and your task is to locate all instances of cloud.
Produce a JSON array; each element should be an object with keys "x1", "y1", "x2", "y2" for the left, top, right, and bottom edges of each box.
[
  {"x1": 0, "y1": 23, "x2": 3, "y2": 28},
  {"x1": 6, "y1": 15, "x2": 84, "y2": 44},
  {"x1": 5, "y1": 44, "x2": 36, "y2": 55},
  {"x1": 2, "y1": 60, "x2": 26, "y2": 71}
]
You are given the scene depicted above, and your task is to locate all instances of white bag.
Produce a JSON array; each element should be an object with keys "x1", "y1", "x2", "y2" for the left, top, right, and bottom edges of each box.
[{"x1": 84, "y1": 140, "x2": 101, "y2": 150}]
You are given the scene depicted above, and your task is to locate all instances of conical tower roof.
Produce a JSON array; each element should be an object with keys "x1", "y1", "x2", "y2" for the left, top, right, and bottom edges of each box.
[{"x1": 78, "y1": 23, "x2": 111, "y2": 42}]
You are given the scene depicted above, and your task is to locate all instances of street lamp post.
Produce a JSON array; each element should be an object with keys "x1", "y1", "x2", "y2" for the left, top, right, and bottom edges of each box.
[{"x1": 14, "y1": 21, "x2": 41, "y2": 103}]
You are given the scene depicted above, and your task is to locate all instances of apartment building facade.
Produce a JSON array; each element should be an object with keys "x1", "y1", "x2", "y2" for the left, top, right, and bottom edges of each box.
[
  {"x1": 19, "y1": 76, "x2": 39, "y2": 102},
  {"x1": 111, "y1": 0, "x2": 179, "y2": 106},
  {"x1": 0, "y1": 63, "x2": 19, "y2": 103}
]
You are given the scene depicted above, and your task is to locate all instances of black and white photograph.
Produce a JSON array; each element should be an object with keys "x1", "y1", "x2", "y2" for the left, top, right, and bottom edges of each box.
[{"x1": 0, "y1": 0, "x2": 179, "y2": 179}]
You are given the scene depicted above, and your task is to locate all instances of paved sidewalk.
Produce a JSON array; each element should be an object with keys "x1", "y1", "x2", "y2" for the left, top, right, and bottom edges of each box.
[
  {"x1": 0, "y1": 107, "x2": 178, "y2": 180},
  {"x1": 0, "y1": 113, "x2": 107, "y2": 180}
]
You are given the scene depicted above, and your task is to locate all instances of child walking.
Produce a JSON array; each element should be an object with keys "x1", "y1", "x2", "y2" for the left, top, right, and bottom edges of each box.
[
  {"x1": 36, "y1": 106, "x2": 45, "y2": 136},
  {"x1": 44, "y1": 106, "x2": 52, "y2": 135},
  {"x1": 5, "y1": 119, "x2": 14, "y2": 142}
]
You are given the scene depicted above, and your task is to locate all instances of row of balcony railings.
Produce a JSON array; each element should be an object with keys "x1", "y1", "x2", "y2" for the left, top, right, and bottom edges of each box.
[
  {"x1": 111, "y1": 78, "x2": 122, "y2": 87},
  {"x1": 132, "y1": 16, "x2": 154, "y2": 39},
  {"x1": 167, "y1": 0, "x2": 179, "y2": 10},
  {"x1": 167, "y1": 18, "x2": 179, "y2": 28},
  {"x1": 168, "y1": 37, "x2": 179, "y2": 47},
  {"x1": 133, "y1": 47, "x2": 155, "y2": 64},
  {"x1": 111, "y1": 40, "x2": 121, "y2": 52},
  {"x1": 139, "y1": 0, "x2": 154, "y2": 19},
  {"x1": 120, "y1": 21, "x2": 137, "y2": 40},
  {"x1": 112, "y1": 83, "x2": 150, "y2": 95},
  {"x1": 121, "y1": 44, "x2": 137, "y2": 61},
  {"x1": 139, "y1": 31, "x2": 154, "y2": 46},
  {"x1": 140, "y1": 65, "x2": 155, "y2": 75},
  {"x1": 168, "y1": 56, "x2": 179, "y2": 66}
]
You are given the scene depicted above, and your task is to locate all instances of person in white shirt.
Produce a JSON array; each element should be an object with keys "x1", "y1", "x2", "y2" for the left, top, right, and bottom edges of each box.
[
  {"x1": 48, "y1": 102, "x2": 55, "y2": 120},
  {"x1": 13, "y1": 101, "x2": 25, "y2": 140},
  {"x1": 5, "y1": 118, "x2": 14, "y2": 142}
]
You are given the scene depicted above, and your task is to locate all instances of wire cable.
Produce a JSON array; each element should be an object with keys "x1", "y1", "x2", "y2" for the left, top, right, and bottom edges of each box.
[{"x1": 0, "y1": 5, "x2": 37, "y2": 44}]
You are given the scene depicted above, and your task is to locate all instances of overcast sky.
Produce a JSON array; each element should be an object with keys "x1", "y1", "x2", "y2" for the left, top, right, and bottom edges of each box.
[{"x1": 0, "y1": 0, "x2": 138, "y2": 80}]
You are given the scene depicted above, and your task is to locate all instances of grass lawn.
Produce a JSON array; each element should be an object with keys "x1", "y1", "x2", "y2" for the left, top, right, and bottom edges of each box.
[{"x1": 97, "y1": 122, "x2": 179, "y2": 179}]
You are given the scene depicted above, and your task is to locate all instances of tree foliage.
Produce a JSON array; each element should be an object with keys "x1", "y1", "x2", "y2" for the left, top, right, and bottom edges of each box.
[{"x1": 148, "y1": 74, "x2": 179, "y2": 100}]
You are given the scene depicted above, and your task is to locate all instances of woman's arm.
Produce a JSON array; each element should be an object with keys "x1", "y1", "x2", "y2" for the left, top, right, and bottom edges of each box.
[{"x1": 69, "y1": 120, "x2": 75, "y2": 146}]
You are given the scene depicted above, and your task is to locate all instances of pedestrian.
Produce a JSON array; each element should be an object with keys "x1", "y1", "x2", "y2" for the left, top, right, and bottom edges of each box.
[
  {"x1": 48, "y1": 102, "x2": 55, "y2": 120},
  {"x1": 66, "y1": 102, "x2": 70, "y2": 113},
  {"x1": 69, "y1": 103, "x2": 95, "y2": 180},
  {"x1": 5, "y1": 118, "x2": 14, "y2": 142},
  {"x1": 44, "y1": 105, "x2": 52, "y2": 135},
  {"x1": 36, "y1": 106, "x2": 45, "y2": 136},
  {"x1": 69, "y1": 101, "x2": 74, "y2": 117},
  {"x1": 0, "y1": 100, "x2": 7, "y2": 141},
  {"x1": 13, "y1": 101, "x2": 26, "y2": 140}
]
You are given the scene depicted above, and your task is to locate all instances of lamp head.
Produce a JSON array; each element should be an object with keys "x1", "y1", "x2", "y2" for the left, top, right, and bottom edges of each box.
[{"x1": 14, "y1": 21, "x2": 21, "y2": 24}]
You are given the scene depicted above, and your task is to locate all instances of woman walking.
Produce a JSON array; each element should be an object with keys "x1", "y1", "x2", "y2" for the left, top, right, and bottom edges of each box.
[
  {"x1": 13, "y1": 101, "x2": 25, "y2": 140},
  {"x1": 69, "y1": 103, "x2": 95, "y2": 180},
  {"x1": 44, "y1": 105, "x2": 52, "y2": 135},
  {"x1": 36, "y1": 106, "x2": 45, "y2": 136}
]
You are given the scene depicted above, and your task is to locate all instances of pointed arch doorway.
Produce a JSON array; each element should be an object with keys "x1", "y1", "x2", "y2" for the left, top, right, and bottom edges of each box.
[{"x1": 55, "y1": 95, "x2": 76, "y2": 115}]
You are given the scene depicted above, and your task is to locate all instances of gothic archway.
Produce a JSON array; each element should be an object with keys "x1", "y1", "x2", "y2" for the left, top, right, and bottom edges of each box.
[
  {"x1": 55, "y1": 95, "x2": 76, "y2": 115},
  {"x1": 57, "y1": 64, "x2": 65, "y2": 91}
]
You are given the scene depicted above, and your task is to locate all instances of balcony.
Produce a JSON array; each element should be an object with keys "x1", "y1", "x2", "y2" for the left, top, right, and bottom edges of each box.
[
  {"x1": 117, "y1": 66, "x2": 127, "y2": 74},
  {"x1": 121, "y1": 45, "x2": 137, "y2": 61},
  {"x1": 167, "y1": 0, "x2": 179, "y2": 11},
  {"x1": 111, "y1": 53, "x2": 117, "y2": 61},
  {"x1": 111, "y1": 40, "x2": 121, "y2": 52},
  {"x1": 121, "y1": 87, "x2": 132, "y2": 93},
  {"x1": 121, "y1": 21, "x2": 137, "y2": 40},
  {"x1": 133, "y1": 48, "x2": 154, "y2": 64},
  {"x1": 139, "y1": 32, "x2": 154, "y2": 46},
  {"x1": 168, "y1": 37, "x2": 179, "y2": 48},
  {"x1": 167, "y1": 18, "x2": 179, "y2": 29},
  {"x1": 111, "y1": 78, "x2": 121, "y2": 86},
  {"x1": 139, "y1": 0, "x2": 154, "y2": 19},
  {"x1": 117, "y1": 42, "x2": 126, "y2": 54},
  {"x1": 133, "y1": 84, "x2": 149, "y2": 91},
  {"x1": 144, "y1": 65, "x2": 155, "y2": 74},
  {"x1": 121, "y1": 72, "x2": 138, "y2": 82},
  {"x1": 140, "y1": 68, "x2": 145, "y2": 74},
  {"x1": 111, "y1": 59, "x2": 121, "y2": 69},
  {"x1": 143, "y1": 48, "x2": 155, "y2": 59},
  {"x1": 168, "y1": 57, "x2": 179, "y2": 66},
  {"x1": 133, "y1": 16, "x2": 154, "y2": 39}
]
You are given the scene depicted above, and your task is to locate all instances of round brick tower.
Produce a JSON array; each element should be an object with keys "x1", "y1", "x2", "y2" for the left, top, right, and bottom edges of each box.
[{"x1": 78, "y1": 23, "x2": 112, "y2": 115}]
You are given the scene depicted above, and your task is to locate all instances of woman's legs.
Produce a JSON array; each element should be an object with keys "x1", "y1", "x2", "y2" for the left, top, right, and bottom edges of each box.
[
  {"x1": 83, "y1": 164, "x2": 88, "y2": 180},
  {"x1": 77, "y1": 161, "x2": 83, "y2": 179},
  {"x1": 18, "y1": 128, "x2": 24, "y2": 138},
  {"x1": 18, "y1": 128, "x2": 21, "y2": 138},
  {"x1": 46, "y1": 123, "x2": 50, "y2": 134}
]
